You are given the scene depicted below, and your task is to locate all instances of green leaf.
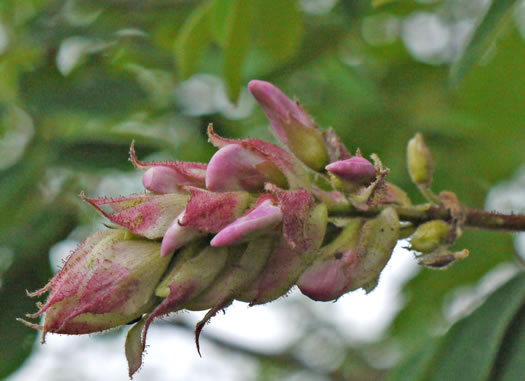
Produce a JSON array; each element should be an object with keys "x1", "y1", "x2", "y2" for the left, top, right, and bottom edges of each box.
[
  {"x1": 0, "y1": 208, "x2": 77, "y2": 379},
  {"x1": 222, "y1": 0, "x2": 254, "y2": 102},
  {"x1": 174, "y1": 0, "x2": 214, "y2": 79},
  {"x1": 490, "y1": 303, "x2": 525, "y2": 381},
  {"x1": 422, "y1": 272, "x2": 525, "y2": 381},
  {"x1": 449, "y1": 0, "x2": 518, "y2": 88},
  {"x1": 210, "y1": 0, "x2": 232, "y2": 46},
  {"x1": 255, "y1": 0, "x2": 302, "y2": 62},
  {"x1": 386, "y1": 340, "x2": 441, "y2": 381},
  {"x1": 388, "y1": 272, "x2": 525, "y2": 381}
]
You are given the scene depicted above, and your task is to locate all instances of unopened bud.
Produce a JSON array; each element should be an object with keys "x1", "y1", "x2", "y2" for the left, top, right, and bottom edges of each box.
[
  {"x1": 205, "y1": 144, "x2": 287, "y2": 192},
  {"x1": 130, "y1": 141, "x2": 206, "y2": 192},
  {"x1": 326, "y1": 157, "x2": 377, "y2": 186},
  {"x1": 207, "y1": 125, "x2": 310, "y2": 190},
  {"x1": 248, "y1": 80, "x2": 329, "y2": 171},
  {"x1": 418, "y1": 248, "x2": 469, "y2": 269},
  {"x1": 410, "y1": 220, "x2": 453, "y2": 253},
  {"x1": 298, "y1": 218, "x2": 363, "y2": 301},
  {"x1": 161, "y1": 210, "x2": 203, "y2": 257},
  {"x1": 211, "y1": 198, "x2": 282, "y2": 247},
  {"x1": 298, "y1": 207, "x2": 399, "y2": 301},
  {"x1": 19, "y1": 230, "x2": 171, "y2": 340},
  {"x1": 407, "y1": 133, "x2": 433, "y2": 186}
]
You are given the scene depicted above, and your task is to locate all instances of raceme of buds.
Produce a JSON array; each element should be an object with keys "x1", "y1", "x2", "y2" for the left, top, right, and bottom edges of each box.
[
  {"x1": 21, "y1": 80, "x2": 467, "y2": 378},
  {"x1": 248, "y1": 80, "x2": 329, "y2": 171},
  {"x1": 407, "y1": 133, "x2": 433, "y2": 186}
]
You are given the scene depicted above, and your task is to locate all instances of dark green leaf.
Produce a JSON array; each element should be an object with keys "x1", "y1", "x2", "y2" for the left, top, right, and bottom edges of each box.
[
  {"x1": 388, "y1": 272, "x2": 525, "y2": 381},
  {"x1": 490, "y1": 303, "x2": 525, "y2": 381},
  {"x1": 386, "y1": 340, "x2": 441, "y2": 381},
  {"x1": 449, "y1": 0, "x2": 518, "y2": 87},
  {"x1": 422, "y1": 272, "x2": 525, "y2": 381}
]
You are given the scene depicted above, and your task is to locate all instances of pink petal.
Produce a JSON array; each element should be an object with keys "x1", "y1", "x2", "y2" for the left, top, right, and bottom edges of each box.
[
  {"x1": 248, "y1": 80, "x2": 312, "y2": 144},
  {"x1": 297, "y1": 259, "x2": 348, "y2": 302},
  {"x1": 142, "y1": 166, "x2": 196, "y2": 194},
  {"x1": 326, "y1": 157, "x2": 377, "y2": 185},
  {"x1": 207, "y1": 125, "x2": 310, "y2": 190},
  {"x1": 211, "y1": 199, "x2": 282, "y2": 247},
  {"x1": 248, "y1": 80, "x2": 328, "y2": 171},
  {"x1": 160, "y1": 210, "x2": 202, "y2": 257},
  {"x1": 206, "y1": 144, "x2": 285, "y2": 192},
  {"x1": 130, "y1": 141, "x2": 207, "y2": 189}
]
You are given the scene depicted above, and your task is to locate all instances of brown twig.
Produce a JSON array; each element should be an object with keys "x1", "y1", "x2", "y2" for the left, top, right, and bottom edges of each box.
[{"x1": 332, "y1": 205, "x2": 525, "y2": 232}]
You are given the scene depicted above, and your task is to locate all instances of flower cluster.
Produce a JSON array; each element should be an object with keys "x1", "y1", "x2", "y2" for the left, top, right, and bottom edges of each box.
[{"x1": 20, "y1": 80, "x2": 433, "y2": 377}]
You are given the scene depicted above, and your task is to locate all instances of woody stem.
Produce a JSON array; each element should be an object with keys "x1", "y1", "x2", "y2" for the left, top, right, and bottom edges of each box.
[{"x1": 332, "y1": 205, "x2": 525, "y2": 232}]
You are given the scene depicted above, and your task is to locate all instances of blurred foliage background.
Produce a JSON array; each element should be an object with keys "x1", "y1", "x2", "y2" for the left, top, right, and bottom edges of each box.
[{"x1": 1, "y1": 0, "x2": 525, "y2": 380}]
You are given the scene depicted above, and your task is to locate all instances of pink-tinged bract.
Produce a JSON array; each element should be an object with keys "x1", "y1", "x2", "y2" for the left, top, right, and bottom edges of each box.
[
  {"x1": 82, "y1": 192, "x2": 189, "y2": 239},
  {"x1": 19, "y1": 230, "x2": 171, "y2": 341},
  {"x1": 160, "y1": 187, "x2": 250, "y2": 257}
]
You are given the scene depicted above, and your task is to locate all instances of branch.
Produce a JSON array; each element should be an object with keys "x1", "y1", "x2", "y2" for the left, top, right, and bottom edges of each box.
[{"x1": 332, "y1": 205, "x2": 525, "y2": 232}]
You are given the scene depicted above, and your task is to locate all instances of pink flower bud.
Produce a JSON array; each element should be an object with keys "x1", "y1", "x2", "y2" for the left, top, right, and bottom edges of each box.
[
  {"x1": 160, "y1": 210, "x2": 203, "y2": 257},
  {"x1": 298, "y1": 208, "x2": 399, "y2": 301},
  {"x1": 205, "y1": 144, "x2": 287, "y2": 192},
  {"x1": 130, "y1": 141, "x2": 207, "y2": 192},
  {"x1": 210, "y1": 198, "x2": 282, "y2": 247},
  {"x1": 298, "y1": 219, "x2": 363, "y2": 301},
  {"x1": 160, "y1": 187, "x2": 251, "y2": 257},
  {"x1": 82, "y1": 192, "x2": 189, "y2": 239},
  {"x1": 325, "y1": 157, "x2": 377, "y2": 186},
  {"x1": 248, "y1": 80, "x2": 329, "y2": 171},
  {"x1": 207, "y1": 125, "x2": 310, "y2": 190},
  {"x1": 18, "y1": 230, "x2": 171, "y2": 341}
]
